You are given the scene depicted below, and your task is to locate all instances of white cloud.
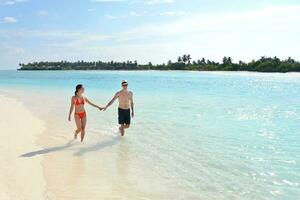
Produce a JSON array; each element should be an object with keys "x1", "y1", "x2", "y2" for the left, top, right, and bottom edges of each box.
[
  {"x1": 104, "y1": 14, "x2": 118, "y2": 19},
  {"x1": 0, "y1": 29, "x2": 110, "y2": 43},
  {"x1": 1, "y1": 16, "x2": 17, "y2": 23},
  {"x1": 107, "y1": 5, "x2": 300, "y2": 62},
  {"x1": 104, "y1": 12, "x2": 140, "y2": 19},
  {"x1": 142, "y1": 0, "x2": 173, "y2": 5},
  {"x1": 4, "y1": 46, "x2": 25, "y2": 55},
  {"x1": 159, "y1": 11, "x2": 191, "y2": 17},
  {"x1": 104, "y1": 10, "x2": 189, "y2": 19},
  {"x1": 37, "y1": 10, "x2": 49, "y2": 16},
  {"x1": 0, "y1": 0, "x2": 29, "y2": 5},
  {"x1": 2, "y1": 4, "x2": 300, "y2": 67},
  {"x1": 90, "y1": 0, "x2": 173, "y2": 4},
  {"x1": 0, "y1": 43, "x2": 25, "y2": 64},
  {"x1": 90, "y1": 0, "x2": 125, "y2": 2},
  {"x1": 129, "y1": 11, "x2": 141, "y2": 17},
  {"x1": 21, "y1": 30, "x2": 109, "y2": 41}
]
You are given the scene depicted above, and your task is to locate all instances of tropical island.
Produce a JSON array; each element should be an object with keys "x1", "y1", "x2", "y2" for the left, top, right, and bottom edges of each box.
[{"x1": 18, "y1": 55, "x2": 300, "y2": 73}]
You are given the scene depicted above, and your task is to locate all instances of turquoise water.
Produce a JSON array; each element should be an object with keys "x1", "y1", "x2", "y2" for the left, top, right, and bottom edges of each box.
[{"x1": 1, "y1": 70, "x2": 299, "y2": 199}]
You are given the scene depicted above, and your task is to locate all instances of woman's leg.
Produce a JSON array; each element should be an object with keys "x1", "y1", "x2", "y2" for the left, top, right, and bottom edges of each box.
[
  {"x1": 80, "y1": 115, "x2": 87, "y2": 142},
  {"x1": 74, "y1": 115, "x2": 82, "y2": 139}
]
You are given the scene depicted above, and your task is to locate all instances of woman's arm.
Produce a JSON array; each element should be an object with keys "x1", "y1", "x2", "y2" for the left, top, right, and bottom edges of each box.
[
  {"x1": 85, "y1": 97, "x2": 103, "y2": 110},
  {"x1": 68, "y1": 97, "x2": 75, "y2": 121}
]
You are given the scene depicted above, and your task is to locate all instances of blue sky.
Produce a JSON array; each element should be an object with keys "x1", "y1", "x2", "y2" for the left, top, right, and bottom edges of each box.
[{"x1": 0, "y1": 0, "x2": 300, "y2": 69}]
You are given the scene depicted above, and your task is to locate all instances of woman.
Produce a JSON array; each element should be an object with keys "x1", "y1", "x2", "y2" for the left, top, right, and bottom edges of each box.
[{"x1": 68, "y1": 84, "x2": 103, "y2": 142}]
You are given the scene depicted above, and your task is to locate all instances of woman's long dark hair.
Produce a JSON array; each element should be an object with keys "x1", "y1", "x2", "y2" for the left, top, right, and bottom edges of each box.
[{"x1": 75, "y1": 84, "x2": 83, "y2": 95}]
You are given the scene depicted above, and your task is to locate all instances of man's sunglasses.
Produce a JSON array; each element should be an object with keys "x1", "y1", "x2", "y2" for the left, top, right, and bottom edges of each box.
[{"x1": 122, "y1": 84, "x2": 128, "y2": 86}]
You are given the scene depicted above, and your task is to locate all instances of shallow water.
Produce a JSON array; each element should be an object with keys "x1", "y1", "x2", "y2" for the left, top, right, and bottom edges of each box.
[{"x1": 1, "y1": 70, "x2": 299, "y2": 199}]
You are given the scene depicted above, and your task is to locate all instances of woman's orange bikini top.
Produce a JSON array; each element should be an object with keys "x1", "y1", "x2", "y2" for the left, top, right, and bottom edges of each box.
[{"x1": 74, "y1": 97, "x2": 85, "y2": 106}]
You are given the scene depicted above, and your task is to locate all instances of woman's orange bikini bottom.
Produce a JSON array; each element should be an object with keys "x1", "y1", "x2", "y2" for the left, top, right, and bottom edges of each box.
[{"x1": 75, "y1": 112, "x2": 86, "y2": 119}]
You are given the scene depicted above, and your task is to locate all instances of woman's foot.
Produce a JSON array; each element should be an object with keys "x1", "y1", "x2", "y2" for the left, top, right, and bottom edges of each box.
[{"x1": 74, "y1": 130, "x2": 79, "y2": 139}]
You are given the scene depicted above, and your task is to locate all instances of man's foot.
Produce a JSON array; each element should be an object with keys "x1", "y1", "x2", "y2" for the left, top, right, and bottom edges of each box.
[{"x1": 119, "y1": 126, "x2": 125, "y2": 136}]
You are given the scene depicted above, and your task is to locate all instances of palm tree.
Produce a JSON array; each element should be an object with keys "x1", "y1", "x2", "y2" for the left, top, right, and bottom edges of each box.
[
  {"x1": 187, "y1": 54, "x2": 191, "y2": 63},
  {"x1": 182, "y1": 55, "x2": 188, "y2": 63},
  {"x1": 222, "y1": 56, "x2": 232, "y2": 65},
  {"x1": 227, "y1": 57, "x2": 232, "y2": 64},
  {"x1": 260, "y1": 56, "x2": 266, "y2": 62},
  {"x1": 287, "y1": 57, "x2": 295, "y2": 63},
  {"x1": 178, "y1": 56, "x2": 182, "y2": 63},
  {"x1": 222, "y1": 56, "x2": 228, "y2": 64}
]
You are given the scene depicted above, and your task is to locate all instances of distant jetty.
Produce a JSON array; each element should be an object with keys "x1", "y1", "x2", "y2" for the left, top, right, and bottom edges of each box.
[{"x1": 18, "y1": 55, "x2": 300, "y2": 73}]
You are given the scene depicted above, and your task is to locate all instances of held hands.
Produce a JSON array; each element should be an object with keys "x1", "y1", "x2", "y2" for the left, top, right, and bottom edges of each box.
[
  {"x1": 102, "y1": 106, "x2": 108, "y2": 111},
  {"x1": 97, "y1": 105, "x2": 109, "y2": 111},
  {"x1": 97, "y1": 106, "x2": 104, "y2": 111}
]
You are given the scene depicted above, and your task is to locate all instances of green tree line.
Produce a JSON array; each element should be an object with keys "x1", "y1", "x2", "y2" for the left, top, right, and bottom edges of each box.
[{"x1": 18, "y1": 55, "x2": 300, "y2": 72}]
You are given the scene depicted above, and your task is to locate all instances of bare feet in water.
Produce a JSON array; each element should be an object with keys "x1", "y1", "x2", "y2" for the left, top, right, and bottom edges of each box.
[
  {"x1": 74, "y1": 130, "x2": 78, "y2": 139},
  {"x1": 119, "y1": 126, "x2": 125, "y2": 136}
]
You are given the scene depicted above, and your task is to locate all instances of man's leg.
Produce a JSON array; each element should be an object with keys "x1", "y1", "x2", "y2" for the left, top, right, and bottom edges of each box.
[
  {"x1": 123, "y1": 109, "x2": 131, "y2": 131},
  {"x1": 121, "y1": 124, "x2": 130, "y2": 136},
  {"x1": 119, "y1": 124, "x2": 125, "y2": 136},
  {"x1": 124, "y1": 124, "x2": 130, "y2": 129},
  {"x1": 118, "y1": 108, "x2": 125, "y2": 136}
]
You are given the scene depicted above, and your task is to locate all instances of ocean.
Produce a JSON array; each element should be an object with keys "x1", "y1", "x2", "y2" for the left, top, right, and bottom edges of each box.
[{"x1": 0, "y1": 70, "x2": 299, "y2": 200}]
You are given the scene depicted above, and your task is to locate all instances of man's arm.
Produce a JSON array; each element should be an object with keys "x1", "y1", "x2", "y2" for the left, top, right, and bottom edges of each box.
[
  {"x1": 130, "y1": 91, "x2": 134, "y2": 117},
  {"x1": 104, "y1": 92, "x2": 119, "y2": 110}
]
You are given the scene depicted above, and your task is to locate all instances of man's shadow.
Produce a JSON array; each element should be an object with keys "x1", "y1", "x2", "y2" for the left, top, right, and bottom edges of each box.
[
  {"x1": 20, "y1": 140, "x2": 76, "y2": 158},
  {"x1": 73, "y1": 137, "x2": 120, "y2": 156}
]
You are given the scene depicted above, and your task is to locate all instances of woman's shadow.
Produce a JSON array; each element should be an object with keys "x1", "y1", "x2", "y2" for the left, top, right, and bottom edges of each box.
[
  {"x1": 20, "y1": 140, "x2": 76, "y2": 158},
  {"x1": 19, "y1": 137, "x2": 120, "y2": 158}
]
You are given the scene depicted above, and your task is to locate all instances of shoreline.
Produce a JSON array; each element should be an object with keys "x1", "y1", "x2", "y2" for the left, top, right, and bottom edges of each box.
[
  {"x1": 2, "y1": 69, "x2": 300, "y2": 74},
  {"x1": 0, "y1": 95, "x2": 47, "y2": 200},
  {"x1": 16, "y1": 69, "x2": 300, "y2": 73}
]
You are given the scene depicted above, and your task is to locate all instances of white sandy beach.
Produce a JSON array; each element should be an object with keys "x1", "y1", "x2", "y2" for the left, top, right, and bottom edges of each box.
[
  {"x1": 0, "y1": 91, "x2": 178, "y2": 200},
  {"x1": 0, "y1": 95, "x2": 46, "y2": 200}
]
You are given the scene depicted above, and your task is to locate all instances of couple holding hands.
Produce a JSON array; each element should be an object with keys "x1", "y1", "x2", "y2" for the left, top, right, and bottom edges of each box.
[{"x1": 68, "y1": 80, "x2": 134, "y2": 142}]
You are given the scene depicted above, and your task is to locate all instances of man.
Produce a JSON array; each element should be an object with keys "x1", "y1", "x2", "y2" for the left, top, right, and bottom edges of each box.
[{"x1": 104, "y1": 80, "x2": 134, "y2": 136}]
